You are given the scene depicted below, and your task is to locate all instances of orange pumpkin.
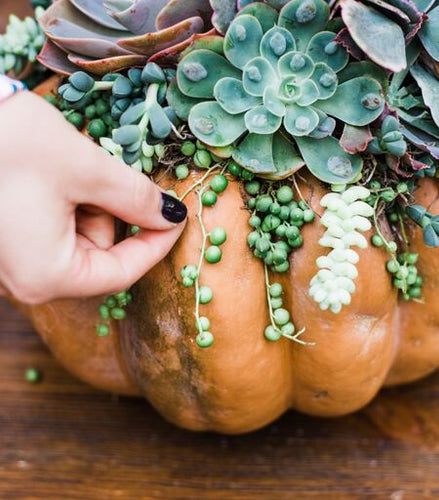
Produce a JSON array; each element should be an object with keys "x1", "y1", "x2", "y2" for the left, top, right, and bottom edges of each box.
[{"x1": 11, "y1": 79, "x2": 439, "y2": 435}]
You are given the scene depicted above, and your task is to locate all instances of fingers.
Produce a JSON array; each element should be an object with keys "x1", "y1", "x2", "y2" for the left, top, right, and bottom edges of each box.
[
  {"x1": 57, "y1": 220, "x2": 186, "y2": 298},
  {"x1": 76, "y1": 207, "x2": 115, "y2": 250},
  {"x1": 72, "y1": 143, "x2": 187, "y2": 231}
]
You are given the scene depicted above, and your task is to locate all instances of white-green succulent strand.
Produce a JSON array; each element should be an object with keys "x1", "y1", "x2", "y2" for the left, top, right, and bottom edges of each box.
[{"x1": 309, "y1": 185, "x2": 374, "y2": 313}]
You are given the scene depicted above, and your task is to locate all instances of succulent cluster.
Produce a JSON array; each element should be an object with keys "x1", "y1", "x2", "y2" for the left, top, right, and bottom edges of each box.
[
  {"x1": 0, "y1": 7, "x2": 45, "y2": 76},
  {"x1": 246, "y1": 183, "x2": 315, "y2": 273},
  {"x1": 173, "y1": 0, "x2": 385, "y2": 183},
  {"x1": 309, "y1": 186, "x2": 373, "y2": 313},
  {"x1": 406, "y1": 205, "x2": 439, "y2": 248}
]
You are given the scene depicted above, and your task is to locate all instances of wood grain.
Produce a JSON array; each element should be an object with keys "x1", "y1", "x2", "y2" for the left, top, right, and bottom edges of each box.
[{"x1": 1, "y1": 299, "x2": 439, "y2": 499}]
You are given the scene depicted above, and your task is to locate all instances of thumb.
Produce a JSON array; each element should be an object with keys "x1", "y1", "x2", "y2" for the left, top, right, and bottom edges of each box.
[{"x1": 73, "y1": 142, "x2": 187, "y2": 230}]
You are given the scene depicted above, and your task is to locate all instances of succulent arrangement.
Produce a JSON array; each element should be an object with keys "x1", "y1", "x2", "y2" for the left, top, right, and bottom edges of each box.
[{"x1": 5, "y1": 0, "x2": 439, "y2": 348}]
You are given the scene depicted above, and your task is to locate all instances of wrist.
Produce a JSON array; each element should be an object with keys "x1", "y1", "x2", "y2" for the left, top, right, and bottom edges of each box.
[{"x1": 0, "y1": 75, "x2": 27, "y2": 104}]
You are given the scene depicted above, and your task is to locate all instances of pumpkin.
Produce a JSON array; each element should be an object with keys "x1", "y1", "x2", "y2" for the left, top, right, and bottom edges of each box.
[{"x1": 11, "y1": 77, "x2": 439, "y2": 433}]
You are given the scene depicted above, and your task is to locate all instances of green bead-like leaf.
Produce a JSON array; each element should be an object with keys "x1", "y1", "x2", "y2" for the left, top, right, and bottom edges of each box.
[
  {"x1": 340, "y1": 0, "x2": 406, "y2": 72},
  {"x1": 214, "y1": 78, "x2": 262, "y2": 114},
  {"x1": 410, "y1": 65, "x2": 439, "y2": 129},
  {"x1": 317, "y1": 77, "x2": 384, "y2": 126},
  {"x1": 243, "y1": 57, "x2": 278, "y2": 96},
  {"x1": 418, "y1": 6, "x2": 439, "y2": 62},
  {"x1": 278, "y1": 51, "x2": 314, "y2": 80},
  {"x1": 245, "y1": 106, "x2": 282, "y2": 134},
  {"x1": 295, "y1": 135, "x2": 362, "y2": 183},
  {"x1": 237, "y1": 3, "x2": 279, "y2": 33},
  {"x1": 260, "y1": 27, "x2": 296, "y2": 69},
  {"x1": 306, "y1": 31, "x2": 348, "y2": 72},
  {"x1": 69, "y1": 71, "x2": 94, "y2": 92},
  {"x1": 284, "y1": 103, "x2": 319, "y2": 136},
  {"x1": 189, "y1": 102, "x2": 246, "y2": 146},
  {"x1": 148, "y1": 102, "x2": 172, "y2": 139},
  {"x1": 224, "y1": 15, "x2": 264, "y2": 69},
  {"x1": 278, "y1": 0, "x2": 330, "y2": 51},
  {"x1": 177, "y1": 50, "x2": 241, "y2": 99}
]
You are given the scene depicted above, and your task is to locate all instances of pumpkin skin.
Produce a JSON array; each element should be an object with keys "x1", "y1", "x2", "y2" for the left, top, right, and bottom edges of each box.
[{"x1": 12, "y1": 80, "x2": 439, "y2": 434}]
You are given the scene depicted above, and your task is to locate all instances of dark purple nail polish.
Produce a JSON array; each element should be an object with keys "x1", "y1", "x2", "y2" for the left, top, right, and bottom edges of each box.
[{"x1": 161, "y1": 193, "x2": 187, "y2": 223}]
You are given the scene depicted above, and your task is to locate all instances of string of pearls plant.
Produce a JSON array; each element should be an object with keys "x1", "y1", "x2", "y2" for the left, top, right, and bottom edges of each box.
[{"x1": 309, "y1": 185, "x2": 374, "y2": 313}]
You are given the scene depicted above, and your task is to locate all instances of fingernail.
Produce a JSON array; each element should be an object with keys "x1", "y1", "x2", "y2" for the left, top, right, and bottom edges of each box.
[{"x1": 161, "y1": 193, "x2": 187, "y2": 223}]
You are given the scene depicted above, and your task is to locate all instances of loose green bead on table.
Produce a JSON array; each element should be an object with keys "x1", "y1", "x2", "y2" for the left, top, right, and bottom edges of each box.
[
  {"x1": 199, "y1": 286, "x2": 213, "y2": 304},
  {"x1": 210, "y1": 175, "x2": 228, "y2": 193},
  {"x1": 209, "y1": 227, "x2": 227, "y2": 246},
  {"x1": 205, "y1": 246, "x2": 222, "y2": 264},
  {"x1": 25, "y1": 367, "x2": 41, "y2": 384},
  {"x1": 201, "y1": 191, "x2": 217, "y2": 207}
]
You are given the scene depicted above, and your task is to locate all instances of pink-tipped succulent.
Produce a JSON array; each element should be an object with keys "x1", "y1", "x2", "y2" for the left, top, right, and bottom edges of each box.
[{"x1": 37, "y1": 0, "x2": 218, "y2": 75}]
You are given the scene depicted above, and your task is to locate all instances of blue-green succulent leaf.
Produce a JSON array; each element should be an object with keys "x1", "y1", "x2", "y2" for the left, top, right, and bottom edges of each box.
[
  {"x1": 148, "y1": 102, "x2": 172, "y2": 139},
  {"x1": 278, "y1": 0, "x2": 330, "y2": 51},
  {"x1": 284, "y1": 103, "x2": 319, "y2": 136},
  {"x1": 341, "y1": 0, "x2": 406, "y2": 72},
  {"x1": 177, "y1": 50, "x2": 241, "y2": 99},
  {"x1": 423, "y1": 224, "x2": 439, "y2": 247},
  {"x1": 189, "y1": 102, "x2": 246, "y2": 146},
  {"x1": 261, "y1": 27, "x2": 296, "y2": 69},
  {"x1": 237, "y1": 3, "x2": 279, "y2": 32},
  {"x1": 317, "y1": 77, "x2": 384, "y2": 126},
  {"x1": 224, "y1": 15, "x2": 264, "y2": 69},
  {"x1": 264, "y1": 86, "x2": 287, "y2": 117},
  {"x1": 295, "y1": 135, "x2": 363, "y2": 183},
  {"x1": 245, "y1": 106, "x2": 283, "y2": 134},
  {"x1": 306, "y1": 31, "x2": 349, "y2": 72},
  {"x1": 296, "y1": 79, "x2": 320, "y2": 106},
  {"x1": 278, "y1": 51, "x2": 314, "y2": 80},
  {"x1": 338, "y1": 61, "x2": 388, "y2": 93},
  {"x1": 211, "y1": 0, "x2": 238, "y2": 35},
  {"x1": 214, "y1": 77, "x2": 262, "y2": 115},
  {"x1": 309, "y1": 109, "x2": 336, "y2": 138},
  {"x1": 418, "y1": 6, "x2": 439, "y2": 62},
  {"x1": 166, "y1": 79, "x2": 202, "y2": 120},
  {"x1": 243, "y1": 57, "x2": 278, "y2": 96},
  {"x1": 310, "y1": 62, "x2": 338, "y2": 99},
  {"x1": 410, "y1": 65, "x2": 439, "y2": 128},
  {"x1": 233, "y1": 131, "x2": 305, "y2": 177}
]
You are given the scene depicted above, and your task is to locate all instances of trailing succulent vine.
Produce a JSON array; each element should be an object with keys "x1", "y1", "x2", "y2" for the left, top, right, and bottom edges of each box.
[{"x1": 21, "y1": 0, "x2": 439, "y2": 347}]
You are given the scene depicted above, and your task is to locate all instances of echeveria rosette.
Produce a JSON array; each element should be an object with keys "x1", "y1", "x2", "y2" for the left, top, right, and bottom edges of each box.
[{"x1": 174, "y1": 0, "x2": 385, "y2": 183}]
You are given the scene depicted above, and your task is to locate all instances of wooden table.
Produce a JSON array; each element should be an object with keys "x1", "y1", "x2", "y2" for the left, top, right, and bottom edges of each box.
[{"x1": 1, "y1": 299, "x2": 439, "y2": 499}]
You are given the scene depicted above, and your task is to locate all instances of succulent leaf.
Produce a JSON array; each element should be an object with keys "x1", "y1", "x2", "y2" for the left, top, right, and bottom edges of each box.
[
  {"x1": 340, "y1": 0, "x2": 406, "y2": 72},
  {"x1": 214, "y1": 78, "x2": 262, "y2": 114},
  {"x1": 166, "y1": 79, "x2": 202, "y2": 120},
  {"x1": 284, "y1": 103, "x2": 319, "y2": 135},
  {"x1": 338, "y1": 61, "x2": 388, "y2": 93},
  {"x1": 306, "y1": 31, "x2": 348, "y2": 72},
  {"x1": 278, "y1": 51, "x2": 314, "y2": 80},
  {"x1": 263, "y1": 86, "x2": 287, "y2": 116},
  {"x1": 67, "y1": 52, "x2": 147, "y2": 75},
  {"x1": 410, "y1": 65, "x2": 439, "y2": 128},
  {"x1": 177, "y1": 49, "x2": 241, "y2": 99},
  {"x1": 295, "y1": 136, "x2": 362, "y2": 183},
  {"x1": 71, "y1": 0, "x2": 127, "y2": 30},
  {"x1": 243, "y1": 56, "x2": 278, "y2": 96},
  {"x1": 317, "y1": 77, "x2": 384, "y2": 126},
  {"x1": 309, "y1": 62, "x2": 337, "y2": 99},
  {"x1": 260, "y1": 27, "x2": 296, "y2": 69},
  {"x1": 278, "y1": 0, "x2": 330, "y2": 51},
  {"x1": 188, "y1": 102, "x2": 247, "y2": 146},
  {"x1": 209, "y1": 0, "x2": 237, "y2": 35},
  {"x1": 340, "y1": 125, "x2": 372, "y2": 154},
  {"x1": 105, "y1": 0, "x2": 167, "y2": 35},
  {"x1": 36, "y1": 39, "x2": 80, "y2": 75},
  {"x1": 245, "y1": 106, "x2": 283, "y2": 134},
  {"x1": 418, "y1": 6, "x2": 439, "y2": 61},
  {"x1": 237, "y1": 3, "x2": 278, "y2": 33},
  {"x1": 224, "y1": 15, "x2": 264, "y2": 69},
  {"x1": 156, "y1": 0, "x2": 213, "y2": 30}
]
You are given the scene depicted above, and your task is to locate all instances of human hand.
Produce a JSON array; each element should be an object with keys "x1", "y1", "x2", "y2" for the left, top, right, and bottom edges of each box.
[{"x1": 0, "y1": 91, "x2": 187, "y2": 304}]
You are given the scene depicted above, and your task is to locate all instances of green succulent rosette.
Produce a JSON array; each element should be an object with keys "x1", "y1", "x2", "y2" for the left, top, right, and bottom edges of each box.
[{"x1": 170, "y1": 0, "x2": 385, "y2": 183}]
